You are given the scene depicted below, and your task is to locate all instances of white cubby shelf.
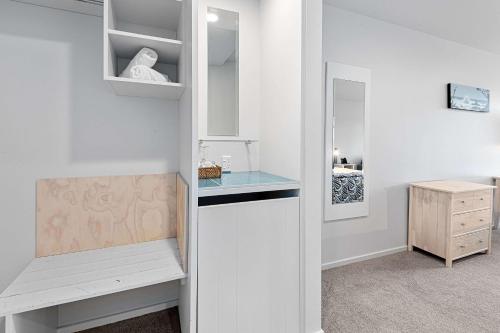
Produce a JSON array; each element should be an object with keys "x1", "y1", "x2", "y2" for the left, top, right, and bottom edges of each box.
[{"x1": 104, "y1": 0, "x2": 185, "y2": 100}]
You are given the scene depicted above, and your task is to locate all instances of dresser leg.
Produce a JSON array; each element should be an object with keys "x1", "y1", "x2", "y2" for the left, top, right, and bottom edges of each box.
[
  {"x1": 486, "y1": 249, "x2": 491, "y2": 255},
  {"x1": 446, "y1": 258, "x2": 452, "y2": 268},
  {"x1": 408, "y1": 245, "x2": 413, "y2": 252}
]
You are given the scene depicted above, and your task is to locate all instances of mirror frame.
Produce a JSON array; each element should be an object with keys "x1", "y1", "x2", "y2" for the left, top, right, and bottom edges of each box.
[
  {"x1": 206, "y1": 7, "x2": 240, "y2": 138},
  {"x1": 324, "y1": 62, "x2": 371, "y2": 221},
  {"x1": 199, "y1": 5, "x2": 247, "y2": 142}
]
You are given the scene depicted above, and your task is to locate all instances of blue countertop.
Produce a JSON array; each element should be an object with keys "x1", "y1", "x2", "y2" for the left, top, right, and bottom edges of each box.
[{"x1": 198, "y1": 171, "x2": 300, "y2": 197}]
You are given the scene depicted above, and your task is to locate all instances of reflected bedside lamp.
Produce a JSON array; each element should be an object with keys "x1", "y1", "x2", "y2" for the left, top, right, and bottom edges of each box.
[{"x1": 333, "y1": 148, "x2": 340, "y2": 165}]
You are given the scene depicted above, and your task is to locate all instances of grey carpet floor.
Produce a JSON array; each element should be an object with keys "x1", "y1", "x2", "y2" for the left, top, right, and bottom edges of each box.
[
  {"x1": 322, "y1": 230, "x2": 500, "y2": 333},
  {"x1": 77, "y1": 307, "x2": 180, "y2": 333}
]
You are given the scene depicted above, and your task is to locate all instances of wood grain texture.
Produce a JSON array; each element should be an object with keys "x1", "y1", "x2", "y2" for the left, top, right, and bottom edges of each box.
[
  {"x1": 451, "y1": 229, "x2": 489, "y2": 259},
  {"x1": 411, "y1": 180, "x2": 495, "y2": 193},
  {"x1": 176, "y1": 174, "x2": 188, "y2": 273},
  {"x1": 408, "y1": 181, "x2": 493, "y2": 267},
  {"x1": 451, "y1": 209, "x2": 491, "y2": 236},
  {"x1": 36, "y1": 174, "x2": 177, "y2": 257}
]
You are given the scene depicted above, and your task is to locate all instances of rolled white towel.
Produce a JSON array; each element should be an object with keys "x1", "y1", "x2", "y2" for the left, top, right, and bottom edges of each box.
[
  {"x1": 129, "y1": 65, "x2": 167, "y2": 82},
  {"x1": 119, "y1": 47, "x2": 158, "y2": 78},
  {"x1": 162, "y1": 73, "x2": 172, "y2": 82}
]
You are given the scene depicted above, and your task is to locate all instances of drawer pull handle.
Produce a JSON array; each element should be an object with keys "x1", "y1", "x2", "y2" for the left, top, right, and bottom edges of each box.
[
  {"x1": 480, "y1": 198, "x2": 484, "y2": 201},
  {"x1": 480, "y1": 219, "x2": 484, "y2": 222},
  {"x1": 461, "y1": 200, "x2": 466, "y2": 204},
  {"x1": 479, "y1": 240, "x2": 484, "y2": 244},
  {"x1": 461, "y1": 223, "x2": 466, "y2": 226},
  {"x1": 460, "y1": 245, "x2": 466, "y2": 248}
]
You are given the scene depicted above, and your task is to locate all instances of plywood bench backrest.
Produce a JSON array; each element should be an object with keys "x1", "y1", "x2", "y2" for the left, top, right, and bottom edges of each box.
[
  {"x1": 36, "y1": 173, "x2": 185, "y2": 258},
  {"x1": 176, "y1": 174, "x2": 189, "y2": 272}
]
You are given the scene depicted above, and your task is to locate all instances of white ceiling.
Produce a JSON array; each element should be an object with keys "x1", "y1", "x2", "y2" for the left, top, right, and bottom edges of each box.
[{"x1": 325, "y1": 0, "x2": 500, "y2": 55}]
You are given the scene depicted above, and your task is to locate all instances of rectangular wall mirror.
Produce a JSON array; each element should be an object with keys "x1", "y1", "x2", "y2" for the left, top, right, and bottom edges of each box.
[
  {"x1": 207, "y1": 7, "x2": 239, "y2": 137},
  {"x1": 324, "y1": 62, "x2": 371, "y2": 221}
]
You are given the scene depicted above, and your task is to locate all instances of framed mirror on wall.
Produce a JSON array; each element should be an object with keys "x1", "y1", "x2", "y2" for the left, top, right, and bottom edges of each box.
[
  {"x1": 199, "y1": 3, "x2": 261, "y2": 142},
  {"x1": 324, "y1": 62, "x2": 371, "y2": 221},
  {"x1": 198, "y1": 6, "x2": 243, "y2": 141},
  {"x1": 207, "y1": 7, "x2": 239, "y2": 137}
]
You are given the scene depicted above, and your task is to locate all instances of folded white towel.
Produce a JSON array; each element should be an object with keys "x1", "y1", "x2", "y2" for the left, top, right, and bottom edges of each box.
[
  {"x1": 119, "y1": 47, "x2": 158, "y2": 78},
  {"x1": 129, "y1": 65, "x2": 168, "y2": 82}
]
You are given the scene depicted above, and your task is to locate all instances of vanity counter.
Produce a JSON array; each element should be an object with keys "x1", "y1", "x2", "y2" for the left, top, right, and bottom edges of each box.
[{"x1": 198, "y1": 171, "x2": 300, "y2": 197}]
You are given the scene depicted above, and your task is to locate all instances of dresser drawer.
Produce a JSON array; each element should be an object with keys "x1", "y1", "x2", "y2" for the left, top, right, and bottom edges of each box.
[
  {"x1": 452, "y1": 229, "x2": 489, "y2": 259},
  {"x1": 452, "y1": 190, "x2": 491, "y2": 213},
  {"x1": 452, "y1": 193, "x2": 474, "y2": 213},
  {"x1": 451, "y1": 209, "x2": 491, "y2": 236},
  {"x1": 473, "y1": 190, "x2": 491, "y2": 210}
]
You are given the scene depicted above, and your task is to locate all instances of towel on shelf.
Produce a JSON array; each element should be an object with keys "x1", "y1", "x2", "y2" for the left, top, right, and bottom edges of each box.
[
  {"x1": 119, "y1": 47, "x2": 172, "y2": 83},
  {"x1": 129, "y1": 65, "x2": 170, "y2": 83},
  {"x1": 119, "y1": 47, "x2": 158, "y2": 78},
  {"x1": 162, "y1": 73, "x2": 172, "y2": 82}
]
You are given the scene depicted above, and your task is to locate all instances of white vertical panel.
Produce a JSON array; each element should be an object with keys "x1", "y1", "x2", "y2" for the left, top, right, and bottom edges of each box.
[
  {"x1": 198, "y1": 198, "x2": 300, "y2": 333},
  {"x1": 301, "y1": 1, "x2": 324, "y2": 331},
  {"x1": 259, "y1": 0, "x2": 302, "y2": 180},
  {"x1": 178, "y1": 0, "x2": 199, "y2": 331}
]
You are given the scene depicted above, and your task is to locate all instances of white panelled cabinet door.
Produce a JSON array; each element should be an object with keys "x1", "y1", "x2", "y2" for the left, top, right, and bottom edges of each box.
[{"x1": 198, "y1": 197, "x2": 300, "y2": 333}]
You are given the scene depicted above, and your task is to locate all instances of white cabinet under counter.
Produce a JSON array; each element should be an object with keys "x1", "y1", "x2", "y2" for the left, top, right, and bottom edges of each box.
[{"x1": 197, "y1": 172, "x2": 300, "y2": 333}]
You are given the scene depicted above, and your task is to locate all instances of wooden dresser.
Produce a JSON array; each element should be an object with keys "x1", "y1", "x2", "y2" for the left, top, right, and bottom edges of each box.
[
  {"x1": 493, "y1": 177, "x2": 500, "y2": 229},
  {"x1": 408, "y1": 181, "x2": 495, "y2": 267}
]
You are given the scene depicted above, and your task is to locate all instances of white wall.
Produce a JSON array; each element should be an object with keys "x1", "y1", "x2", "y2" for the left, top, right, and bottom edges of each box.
[
  {"x1": 322, "y1": 5, "x2": 500, "y2": 267},
  {"x1": 259, "y1": 0, "x2": 302, "y2": 180},
  {"x1": 199, "y1": 0, "x2": 302, "y2": 179},
  {"x1": 0, "y1": 0, "x2": 178, "y2": 322},
  {"x1": 200, "y1": 141, "x2": 259, "y2": 171}
]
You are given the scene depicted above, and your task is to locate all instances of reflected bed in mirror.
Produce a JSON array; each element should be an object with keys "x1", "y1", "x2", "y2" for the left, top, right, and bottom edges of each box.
[
  {"x1": 207, "y1": 7, "x2": 239, "y2": 137},
  {"x1": 325, "y1": 63, "x2": 371, "y2": 221},
  {"x1": 332, "y1": 79, "x2": 365, "y2": 204}
]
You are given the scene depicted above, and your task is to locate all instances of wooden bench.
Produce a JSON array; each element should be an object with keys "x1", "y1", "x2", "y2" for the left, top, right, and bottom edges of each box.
[{"x1": 1, "y1": 173, "x2": 188, "y2": 333}]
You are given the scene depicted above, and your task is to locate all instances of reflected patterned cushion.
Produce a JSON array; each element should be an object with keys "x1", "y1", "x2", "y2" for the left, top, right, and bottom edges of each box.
[{"x1": 333, "y1": 174, "x2": 364, "y2": 204}]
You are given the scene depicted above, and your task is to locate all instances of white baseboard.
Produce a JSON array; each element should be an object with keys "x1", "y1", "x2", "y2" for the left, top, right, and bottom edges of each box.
[
  {"x1": 322, "y1": 245, "x2": 407, "y2": 270},
  {"x1": 57, "y1": 300, "x2": 178, "y2": 333}
]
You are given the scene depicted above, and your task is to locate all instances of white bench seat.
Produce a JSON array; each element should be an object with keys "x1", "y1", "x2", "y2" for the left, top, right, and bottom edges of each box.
[{"x1": 0, "y1": 239, "x2": 186, "y2": 317}]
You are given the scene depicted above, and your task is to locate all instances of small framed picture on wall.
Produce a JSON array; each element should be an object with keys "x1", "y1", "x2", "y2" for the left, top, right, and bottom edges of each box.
[{"x1": 447, "y1": 83, "x2": 490, "y2": 112}]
